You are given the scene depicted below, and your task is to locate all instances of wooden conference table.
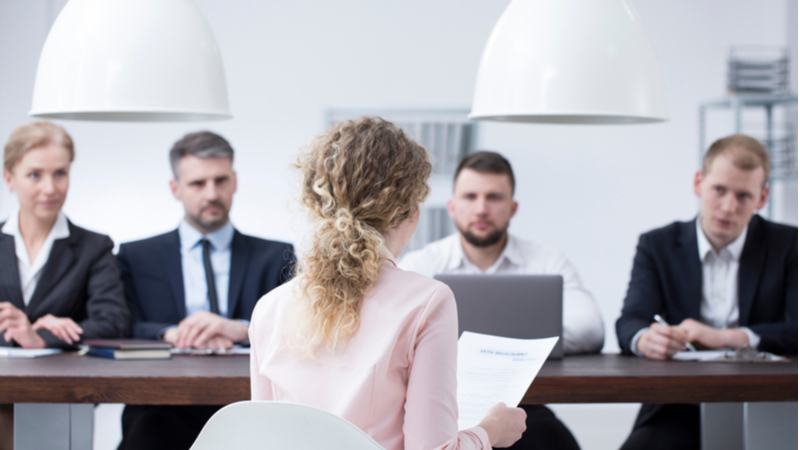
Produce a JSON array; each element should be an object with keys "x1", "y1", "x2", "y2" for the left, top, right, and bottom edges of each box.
[{"x1": 1, "y1": 353, "x2": 796, "y2": 449}]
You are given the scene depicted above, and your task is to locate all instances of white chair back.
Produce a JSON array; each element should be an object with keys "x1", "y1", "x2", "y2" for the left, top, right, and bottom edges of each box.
[{"x1": 189, "y1": 401, "x2": 385, "y2": 450}]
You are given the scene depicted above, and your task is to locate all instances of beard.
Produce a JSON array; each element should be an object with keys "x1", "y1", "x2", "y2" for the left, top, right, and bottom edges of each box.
[
  {"x1": 459, "y1": 225, "x2": 507, "y2": 248},
  {"x1": 188, "y1": 202, "x2": 230, "y2": 232}
]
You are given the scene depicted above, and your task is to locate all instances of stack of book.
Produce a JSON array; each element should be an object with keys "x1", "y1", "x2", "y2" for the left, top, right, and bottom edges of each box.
[{"x1": 83, "y1": 339, "x2": 172, "y2": 360}]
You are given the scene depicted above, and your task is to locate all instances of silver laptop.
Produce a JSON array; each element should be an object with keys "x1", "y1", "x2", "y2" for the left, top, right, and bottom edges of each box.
[{"x1": 433, "y1": 274, "x2": 564, "y2": 359}]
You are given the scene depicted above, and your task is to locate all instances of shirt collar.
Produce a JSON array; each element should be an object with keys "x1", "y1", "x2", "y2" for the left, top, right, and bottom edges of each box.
[
  {"x1": 1, "y1": 208, "x2": 20, "y2": 237},
  {"x1": 498, "y1": 234, "x2": 525, "y2": 266},
  {"x1": 726, "y1": 222, "x2": 748, "y2": 260},
  {"x1": 445, "y1": 234, "x2": 468, "y2": 271},
  {"x1": 50, "y1": 211, "x2": 70, "y2": 240},
  {"x1": 447, "y1": 232, "x2": 523, "y2": 270},
  {"x1": 178, "y1": 219, "x2": 234, "y2": 251},
  {"x1": 696, "y1": 216, "x2": 748, "y2": 261},
  {"x1": 1, "y1": 208, "x2": 70, "y2": 265},
  {"x1": 1, "y1": 208, "x2": 70, "y2": 240}
]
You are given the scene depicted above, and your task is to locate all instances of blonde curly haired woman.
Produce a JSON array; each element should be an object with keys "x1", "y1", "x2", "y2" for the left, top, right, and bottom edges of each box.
[{"x1": 249, "y1": 117, "x2": 526, "y2": 450}]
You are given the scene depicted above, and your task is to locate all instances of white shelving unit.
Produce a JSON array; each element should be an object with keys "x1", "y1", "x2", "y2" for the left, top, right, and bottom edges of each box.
[
  {"x1": 326, "y1": 108, "x2": 477, "y2": 253},
  {"x1": 698, "y1": 94, "x2": 798, "y2": 218}
]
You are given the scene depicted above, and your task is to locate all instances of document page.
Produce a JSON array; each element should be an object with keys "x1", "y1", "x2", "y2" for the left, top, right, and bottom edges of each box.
[
  {"x1": 0, "y1": 348, "x2": 62, "y2": 358},
  {"x1": 170, "y1": 345, "x2": 250, "y2": 356},
  {"x1": 672, "y1": 350, "x2": 728, "y2": 361},
  {"x1": 456, "y1": 332, "x2": 559, "y2": 430},
  {"x1": 673, "y1": 350, "x2": 788, "y2": 362}
]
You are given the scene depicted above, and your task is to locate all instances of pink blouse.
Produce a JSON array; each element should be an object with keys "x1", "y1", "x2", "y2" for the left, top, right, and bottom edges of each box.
[{"x1": 249, "y1": 254, "x2": 491, "y2": 450}]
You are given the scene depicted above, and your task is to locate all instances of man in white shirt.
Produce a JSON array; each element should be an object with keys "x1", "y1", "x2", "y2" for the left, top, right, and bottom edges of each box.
[
  {"x1": 400, "y1": 151, "x2": 605, "y2": 450},
  {"x1": 616, "y1": 134, "x2": 797, "y2": 450}
]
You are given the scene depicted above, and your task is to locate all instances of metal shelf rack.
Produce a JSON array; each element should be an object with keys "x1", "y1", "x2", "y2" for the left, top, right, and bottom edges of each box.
[{"x1": 699, "y1": 93, "x2": 798, "y2": 218}]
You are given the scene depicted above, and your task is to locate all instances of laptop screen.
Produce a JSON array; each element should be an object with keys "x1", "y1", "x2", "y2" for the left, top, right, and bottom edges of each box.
[{"x1": 433, "y1": 274, "x2": 564, "y2": 359}]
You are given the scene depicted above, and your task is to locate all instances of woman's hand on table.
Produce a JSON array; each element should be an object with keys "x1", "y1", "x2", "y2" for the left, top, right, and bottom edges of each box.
[
  {"x1": 32, "y1": 314, "x2": 83, "y2": 345},
  {"x1": 0, "y1": 302, "x2": 45, "y2": 348}
]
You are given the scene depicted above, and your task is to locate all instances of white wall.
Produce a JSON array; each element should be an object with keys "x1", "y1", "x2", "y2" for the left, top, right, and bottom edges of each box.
[
  {"x1": 0, "y1": 1, "x2": 794, "y2": 449},
  {"x1": 1, "y1": 0, "x2": 791, "y2": 350},
  {"x1": 477, "y1": 0, "x2": 792, "y2": 353}
]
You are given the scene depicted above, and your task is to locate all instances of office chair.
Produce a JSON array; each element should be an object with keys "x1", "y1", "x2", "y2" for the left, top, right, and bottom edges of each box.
[{"x1": 189, "y1": 401, "x2": 385, "y2": 450}]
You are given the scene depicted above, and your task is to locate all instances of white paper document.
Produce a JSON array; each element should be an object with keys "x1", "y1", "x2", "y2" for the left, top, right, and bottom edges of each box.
[
  {"x1": 0, "y1": 348, "x2": 62, "y2": 358},
  {"x1": 170, "y1": 345, "x2": 250, "y2": 356},
  {"x1": 672, "y1": 350, "x2": 728, "y2": 361},
  {"x1": 673, "y1": 350, "x2": 788, "y2": 362},
  {"x1": 456, "y1": 332, "x2": 559, "y2": 430}
]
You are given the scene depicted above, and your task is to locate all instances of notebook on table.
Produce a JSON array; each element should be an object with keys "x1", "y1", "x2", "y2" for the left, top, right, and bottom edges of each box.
[{"x1": 83, "y1": 339, "x2": 172, "y2": 360}]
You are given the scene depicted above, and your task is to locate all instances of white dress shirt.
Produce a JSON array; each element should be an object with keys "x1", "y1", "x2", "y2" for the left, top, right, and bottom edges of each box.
[
  {"x1": 178, "y1": 220, "x2": 234, "y2": 318},
  {"x1": 398, "y1": 233, "x2": 605, "y2": 354},
  {"x1": 695, "y1": 218, "x2": 759, "y2": 347},
  {"x1": 1, "y1": 208, "x2": 70, "y2": 305},
  {"x1": 630, "y1": 218, "x2": 759, "y2": 354}
]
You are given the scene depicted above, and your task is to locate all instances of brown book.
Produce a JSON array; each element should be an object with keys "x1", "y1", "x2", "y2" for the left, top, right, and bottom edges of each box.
[
  {"x1": 84, "y1": 339, "x2": 171, "y2": 360},
  {"x1": 86, "y1": 347, "x2": 171, "y2": 360}
]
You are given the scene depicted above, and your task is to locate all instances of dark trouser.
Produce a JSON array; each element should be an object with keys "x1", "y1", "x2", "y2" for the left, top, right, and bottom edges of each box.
[
  {"x1": 500, "y1": 405, "x2": 581, "y2": 450},
  {"x1": 118, "y1": 405, "x2": 223, "y2": 450},
  {"x1": 619, "y1": 403, "x2": 700, "y2": 450},
  {"x1": 0, "y1": 404, "x2": 12, "y2": 450}
]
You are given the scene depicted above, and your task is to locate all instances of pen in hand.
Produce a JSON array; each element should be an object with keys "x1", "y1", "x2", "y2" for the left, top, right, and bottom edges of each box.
[{"x1": 653, "y1": 314, "x2": 697, "y2": 352}]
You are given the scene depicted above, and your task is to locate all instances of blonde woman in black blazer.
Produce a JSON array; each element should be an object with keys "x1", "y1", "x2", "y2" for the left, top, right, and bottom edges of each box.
[
  {"x1": 0, "y1": 121, "x2": 128, "y2": 349},
  {"x1": 0, "y1": 121, "x2": 130, "y2": 449}
]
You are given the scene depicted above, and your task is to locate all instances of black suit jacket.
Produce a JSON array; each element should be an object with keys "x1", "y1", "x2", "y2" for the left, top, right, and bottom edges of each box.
[
  {"x1": 0, "y1": 221, "x2": 130, "y2": 348},
  {"x1": 616, "y1": 215, "x2": 797, "y2": 355},
  {"x1": 117, "y1": 228, "x2": 295, "y2": 340}
]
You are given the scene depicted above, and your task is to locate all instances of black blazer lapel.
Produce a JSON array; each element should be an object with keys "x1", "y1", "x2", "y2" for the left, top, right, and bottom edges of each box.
[
  {"x1": 738, "y1": 216, "x2": 767, "y2": 326},
  {"x1": 677, "y1": 219, "x2": 703, "y2": 320},
  {"x1": 0, "y1": 232, "x2": 25, "y2": 309},
  {"x1": 162, "y1": 230, "x2": 187, "y2": 318},
  {"x1": 27, "y1": 229, "x2": 77, "y2": 315},
  {"x1": 227, "y1": 230, "x2": 252, "y2": 319}
]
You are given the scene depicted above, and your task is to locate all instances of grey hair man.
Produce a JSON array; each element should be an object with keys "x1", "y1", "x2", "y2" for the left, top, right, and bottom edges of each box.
[{"x1": 117, "y1": 131, "x2": 295, "y2": 450}]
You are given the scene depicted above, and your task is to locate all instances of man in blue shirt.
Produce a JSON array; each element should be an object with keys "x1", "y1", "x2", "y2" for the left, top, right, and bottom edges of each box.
[{"x1": 117, "y1": 131, "x2": 295, "y2": 450}]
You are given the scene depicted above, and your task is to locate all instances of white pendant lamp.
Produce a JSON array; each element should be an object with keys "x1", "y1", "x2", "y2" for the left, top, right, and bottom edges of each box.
[
  {"x1": 470, "y1": 0, "x2": 667, "y2": 124},
  {"x1": 30, "y1": 0, "x2": 231, "y2": 121}
]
